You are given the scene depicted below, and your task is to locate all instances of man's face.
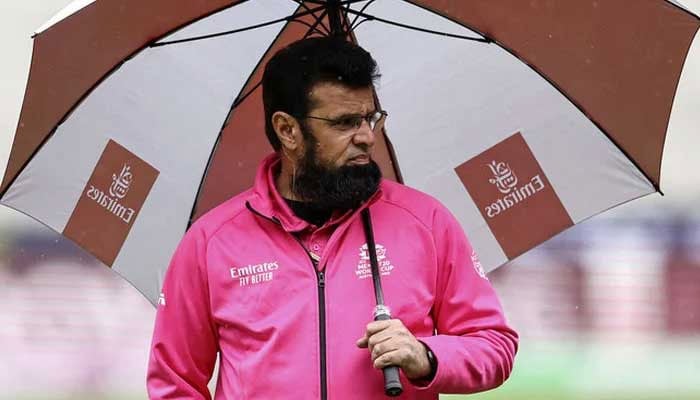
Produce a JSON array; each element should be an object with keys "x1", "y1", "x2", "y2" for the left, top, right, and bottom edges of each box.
[
  {"x1": 302, "y1": 81, "x2": 378, "y2": 168},
  {"x1": 291, "y1": 82, "x2": 383, "y2": 210}
]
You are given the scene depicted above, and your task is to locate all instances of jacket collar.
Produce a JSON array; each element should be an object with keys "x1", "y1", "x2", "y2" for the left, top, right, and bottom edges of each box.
[{"x1": 247, "y1": 153, "x2": 382, "y2": 232}]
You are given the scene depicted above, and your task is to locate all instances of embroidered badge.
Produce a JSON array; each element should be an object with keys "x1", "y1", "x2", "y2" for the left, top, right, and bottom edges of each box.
[
  {"x1": 356, "y1": 244, "x2": 395, "y2": 279},
  {"x1": 230, "y1": 261, "x2": 279, "y2": 286}
]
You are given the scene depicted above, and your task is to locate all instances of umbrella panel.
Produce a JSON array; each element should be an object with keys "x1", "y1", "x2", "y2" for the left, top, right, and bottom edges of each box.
[{"x1": 1, "y1": 0, "x2": 698, "y2": 303}]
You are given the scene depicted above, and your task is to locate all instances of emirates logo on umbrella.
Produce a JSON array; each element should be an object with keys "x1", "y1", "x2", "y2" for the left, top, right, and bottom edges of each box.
[
  {"x1": 63, "y1": 139, "x2": 159, "y2": 267},
  {"x1": 488, "y1": 161, "x2": 518, "y2": 194},
  {"x1": 482, "y1": 159, "x2": 547, "y2": 219},
  {"x1": 456, "y1": 132, "x2": 573, "y2": 260},
  {"x1": 109, "y1": 164, "x2": 133, "y2": 199}
]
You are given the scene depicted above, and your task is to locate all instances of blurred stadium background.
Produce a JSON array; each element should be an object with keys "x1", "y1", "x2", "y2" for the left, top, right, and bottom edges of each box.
[
  {"x1": 2, "y1": 1, "x2": 699, "y2": 399},
  {"x1": 1, "y1": 213, "x2": 699, "y2": 400}
]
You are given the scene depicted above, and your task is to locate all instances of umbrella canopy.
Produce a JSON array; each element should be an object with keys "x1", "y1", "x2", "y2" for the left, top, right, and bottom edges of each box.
[{"x1": 1, "y1": 0, "x2": 698, "y2": 305}]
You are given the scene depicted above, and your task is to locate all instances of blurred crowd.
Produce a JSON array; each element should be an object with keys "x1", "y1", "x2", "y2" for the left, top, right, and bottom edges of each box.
[{"x1": 0, "y1": 214, "x2": 698, "y2": 399}]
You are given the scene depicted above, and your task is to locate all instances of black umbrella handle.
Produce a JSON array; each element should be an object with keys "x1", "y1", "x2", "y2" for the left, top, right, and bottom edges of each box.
[
  {"x1": 363, "y1": 209, "x2": 403, "y2": 397},
  {"x1": 375, "y1": 308, "x2": 403, "y2": 397}
]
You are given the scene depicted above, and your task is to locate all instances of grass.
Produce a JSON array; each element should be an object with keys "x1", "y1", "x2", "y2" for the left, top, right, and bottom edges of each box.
[{"x1": 6, "y1": 339, "x2": 700, "y2": 400}]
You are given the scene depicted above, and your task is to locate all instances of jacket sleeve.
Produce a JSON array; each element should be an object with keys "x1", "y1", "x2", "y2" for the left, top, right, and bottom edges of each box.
[
  {"x1": 147, "y1": 224, "x2": 218, "y2": 399},
  {"x1": 415, "y1": 203, "x2": 518, "y2": 394}
]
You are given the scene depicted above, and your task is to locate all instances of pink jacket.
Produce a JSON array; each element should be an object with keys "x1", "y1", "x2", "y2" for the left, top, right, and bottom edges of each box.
[{"x1": 147, "y1": 154, "x2": 518, "y2": 399}]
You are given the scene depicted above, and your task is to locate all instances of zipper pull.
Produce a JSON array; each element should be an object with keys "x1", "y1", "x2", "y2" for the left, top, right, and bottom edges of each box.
[{"x1": 318, "y1": 271, "x2": 325, "y2": 288}]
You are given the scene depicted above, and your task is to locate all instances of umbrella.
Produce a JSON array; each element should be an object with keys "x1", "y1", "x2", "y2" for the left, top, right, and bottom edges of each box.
[{"x1": 1, "y1": 0, "x2": 699, "y2": 308}]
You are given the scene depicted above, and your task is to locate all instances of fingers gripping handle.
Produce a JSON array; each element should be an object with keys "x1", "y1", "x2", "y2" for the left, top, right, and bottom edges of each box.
[{"x1": 374, "y1": 307, "x2": 403, "y2": 397}]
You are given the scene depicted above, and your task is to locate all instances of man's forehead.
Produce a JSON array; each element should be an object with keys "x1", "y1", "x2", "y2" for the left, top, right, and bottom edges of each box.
[{"x1": 308, "y1": 82, "x2": 375, "y2": 112}]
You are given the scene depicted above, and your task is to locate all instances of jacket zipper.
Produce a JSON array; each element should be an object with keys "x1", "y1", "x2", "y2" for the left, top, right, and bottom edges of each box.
[
  {"x1": 316, "y1": 269, "x2": 327, "y2": 400},
  {"x1": 245, "y1": 203, "x2": 328, "y2": 399}
]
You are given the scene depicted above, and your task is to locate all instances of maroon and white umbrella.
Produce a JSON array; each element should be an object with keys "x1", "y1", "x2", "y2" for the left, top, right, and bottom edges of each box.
[{"x1": 1, "y1": 0, "x2": 698, "y2": 304}]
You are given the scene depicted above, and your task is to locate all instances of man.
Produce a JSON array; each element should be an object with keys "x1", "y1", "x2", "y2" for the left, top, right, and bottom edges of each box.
[{"x1": 148, "y1": 37, "x2": 517, "y2": 399}]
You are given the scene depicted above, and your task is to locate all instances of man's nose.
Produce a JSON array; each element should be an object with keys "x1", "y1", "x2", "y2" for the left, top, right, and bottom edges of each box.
[{"x1": 352, "y1": 120, "x2": 376, "y2": 147}]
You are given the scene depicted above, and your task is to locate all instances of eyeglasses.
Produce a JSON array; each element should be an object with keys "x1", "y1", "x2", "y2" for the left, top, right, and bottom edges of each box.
[{"x1": 300, "y1": 110, "x2": 388, "y2": 132}]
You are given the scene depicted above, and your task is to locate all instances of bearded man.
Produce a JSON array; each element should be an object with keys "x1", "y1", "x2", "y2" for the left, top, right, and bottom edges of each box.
[{"x1": 147, "y1": 37, "x2": 518, "y2": 400}]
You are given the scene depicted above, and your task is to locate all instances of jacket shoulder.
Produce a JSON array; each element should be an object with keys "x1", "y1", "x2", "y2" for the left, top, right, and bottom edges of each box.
[
  {"x1": 378, "y1": 180, "x2": 451, "y2": 228},
  {"x1": 188, "y1": 188, "x2": 255, "y2": 237}
]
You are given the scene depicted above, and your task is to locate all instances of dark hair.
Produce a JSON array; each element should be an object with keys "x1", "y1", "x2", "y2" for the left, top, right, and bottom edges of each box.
[{"x1": 262, "y1": 36, "x2": 381, "y2": 150}]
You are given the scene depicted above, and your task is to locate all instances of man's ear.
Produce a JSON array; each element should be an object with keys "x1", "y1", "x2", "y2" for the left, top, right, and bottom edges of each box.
[{"x1": 272, "y1": 111, "x2": 301, "y2": 151}]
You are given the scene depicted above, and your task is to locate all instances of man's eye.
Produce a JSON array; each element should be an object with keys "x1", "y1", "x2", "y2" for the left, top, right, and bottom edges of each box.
[{"x1": 335, "y1": 117, "x2": 360, "y2": 129}]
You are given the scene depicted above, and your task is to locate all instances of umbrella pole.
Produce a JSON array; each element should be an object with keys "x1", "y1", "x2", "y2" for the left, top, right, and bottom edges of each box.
[
  {"x1": 327, "y1": 0, "x2": 345, "y2": 37},
  {"x1": 361, "y1": 209, "x2": 403, "y2": 397}
]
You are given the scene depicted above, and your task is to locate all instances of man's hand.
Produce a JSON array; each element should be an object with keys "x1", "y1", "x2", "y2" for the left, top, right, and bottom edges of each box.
[{"x1": 356, "y1": 319, "x2": 432, "y2": 380}]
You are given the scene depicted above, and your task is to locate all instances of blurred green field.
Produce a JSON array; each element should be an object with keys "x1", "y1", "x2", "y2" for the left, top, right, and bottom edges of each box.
[
  {"x1": 8, "y1": 339, "x2": 700, "y2": 400},
  {"x1": 450, "y1": 338, "x2": 700, "y2": 400}
]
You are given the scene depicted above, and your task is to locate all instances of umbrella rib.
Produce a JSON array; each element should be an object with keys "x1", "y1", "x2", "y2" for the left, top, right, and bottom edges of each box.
[
  {"x1": 664, "y1": 0, "x2": 700, "y2": 21},
  {"x1": 351, "y1": 18, "x2": 373, "y2": 32},
  {"x1": 224, "y1": 10, "x2": 330, "y2": 122},
  {"x1": 288, "y1": 0, "x2": 330, "y2": 35},
  {"x1": 289, "y1": 6, "x2": 331, "y2": 37},
  {"x1": 341, "y1": 1, "x2": 354, "y2": 34},
  {"x1": 303, "y1": 0, "x2": 366, "y2": 5},
  {"x1": 350, "y1": 0, "x2": 376, "y2": 30},
  {"x1": 343, "y1": 8, "x2": 489, "y2": 42},
  {"x1": 151, "y1": 4, "x2": 327, "y2": 47},
  {"x1": 0, "y1": 2, "x2": 255, "y2": 200},
  {"x1": 304, "y1": 0, "x2": 374, "y2": 33},
  {"x1": 187, "y1": 6, "x2": 330, "y2": 227},
  {"x1": 400, "y1": 0, "x2": 662, "y2": 192},
  {"x1": 289, "y1": 17, "x2": 329, "y2": 36}
]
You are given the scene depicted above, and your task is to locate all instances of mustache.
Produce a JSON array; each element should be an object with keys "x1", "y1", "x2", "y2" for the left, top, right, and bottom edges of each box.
[{"x1": 348, "y1": 153, "x2": 370, "y2": 160}]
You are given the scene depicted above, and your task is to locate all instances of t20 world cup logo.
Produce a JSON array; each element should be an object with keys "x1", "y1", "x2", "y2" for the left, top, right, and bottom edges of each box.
[{"x1": 359, "y1": 243, "x2": 387, "y2": 261}]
